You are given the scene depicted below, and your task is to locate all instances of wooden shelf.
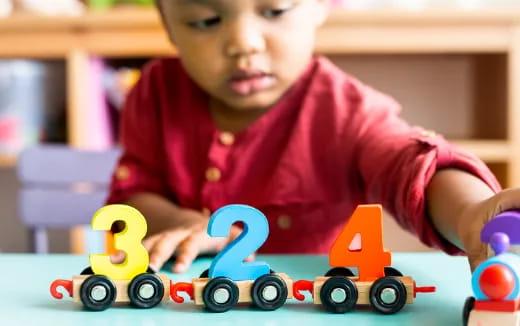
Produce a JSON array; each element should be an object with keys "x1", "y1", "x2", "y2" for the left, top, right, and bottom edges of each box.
[
  {"x1": 3, "y1": 2, "x2": 520, "y2": 31},
  {"x1": 3, "y1": 5, "x2": 520, "y2": 58},
  {"x1": 452, "y1": 140, "x2": 511, "y2": 163}
]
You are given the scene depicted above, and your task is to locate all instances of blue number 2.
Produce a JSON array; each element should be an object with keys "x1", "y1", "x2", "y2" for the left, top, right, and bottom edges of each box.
[{"x1": 208, "y1": 204, "x2": 270, "y2": 281}]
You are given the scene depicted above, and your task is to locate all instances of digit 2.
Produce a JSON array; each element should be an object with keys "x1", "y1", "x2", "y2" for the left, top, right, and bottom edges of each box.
[{"x1": 208, "y1": 204, "x2": 271, "y2": 281}]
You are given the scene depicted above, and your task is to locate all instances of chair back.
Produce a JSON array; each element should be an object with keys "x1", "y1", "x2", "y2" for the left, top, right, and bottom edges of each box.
[{"x1": 17, "y1": 144, "x2": 121, "y2": 253}]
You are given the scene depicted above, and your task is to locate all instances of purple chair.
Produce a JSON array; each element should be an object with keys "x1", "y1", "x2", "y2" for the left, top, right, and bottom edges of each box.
[{"x1": 17, "y1": 145, "x2": 121, "y2": 253}]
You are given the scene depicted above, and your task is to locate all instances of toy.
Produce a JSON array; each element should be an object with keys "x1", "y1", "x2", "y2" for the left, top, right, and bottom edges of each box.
[
  {"x1": 463, "y1": 210, "x2": 520, "y2": 326},
  {"x1": 50, "y1": 205, "x2": 172, "y2": 311},
  {"x1": 51, "y1": 203, "x2": 435, "y2": 314},
  {"x1": 171, "y1": 204, "x2": 295, "y2": 312},
  {"x1": 291, "y1": 205, "x2": 436, "y2": 314},
  {"x1": 173, "y1": 204, "x2": 435, "y2": 314}
]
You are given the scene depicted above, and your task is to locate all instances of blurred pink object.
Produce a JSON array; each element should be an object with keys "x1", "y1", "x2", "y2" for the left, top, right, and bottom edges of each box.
[
  {"x1": 87, "y1": 57, "x2": 113, "y2": 150},
  {"x1": 331, "y1": 0, "x2": 345, "y2": 6}
]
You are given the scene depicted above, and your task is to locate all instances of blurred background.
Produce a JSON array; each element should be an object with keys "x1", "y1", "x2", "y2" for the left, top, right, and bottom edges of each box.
[{"x1": 1, "y1": 0, "x2": 520, "y2": 254}]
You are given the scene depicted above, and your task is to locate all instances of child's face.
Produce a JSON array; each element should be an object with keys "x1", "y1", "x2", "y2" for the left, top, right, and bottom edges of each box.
[{"x1": 158, "y1": 0, "x2": 329, "y2": 111}]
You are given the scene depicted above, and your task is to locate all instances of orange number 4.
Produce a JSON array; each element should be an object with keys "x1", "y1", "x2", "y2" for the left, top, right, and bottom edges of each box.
[{"x1": 329, "y1": 205, "x2": 391, "y2": 282}]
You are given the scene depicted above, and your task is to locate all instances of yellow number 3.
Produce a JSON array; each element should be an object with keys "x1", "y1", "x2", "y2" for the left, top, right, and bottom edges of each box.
[{"x1": 90, "y1": 204, "x2": 149, "y2": 280}]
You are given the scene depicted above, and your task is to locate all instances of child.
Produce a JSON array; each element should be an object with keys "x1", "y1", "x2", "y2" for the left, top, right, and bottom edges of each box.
[{"x1": 107, "y1": 0, "x2": 519, "y2": 274}]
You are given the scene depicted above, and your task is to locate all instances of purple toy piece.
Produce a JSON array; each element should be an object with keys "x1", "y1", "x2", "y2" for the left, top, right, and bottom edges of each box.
[
  {"x1": 481, "y1": 210, "x2": 520, "y2": 244},
  {"x1": 489, "y1": 232, "x2": 510, "y2": 255}
]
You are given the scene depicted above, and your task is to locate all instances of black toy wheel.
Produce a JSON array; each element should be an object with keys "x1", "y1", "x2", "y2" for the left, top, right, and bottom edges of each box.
[
  {"x1": 251, "y1": 274, "x2": 288, "y2": 311},
  {"x1": 320, "y1": 276, "x2": 358, "y2": 314},
  {"x1": 201, "y1": 269, "x2": 274, "y2": 278},
  {"x1": 128, "y1": 273, "x2": 165, "y2": 308},
  {"x1": 200, "y1": 269, "x2": 209, "y2": 278},
  {"x1": 384, "y1": 267, "x2": 403, "y2": 277},
  {"x1": 462, "y1": 296, "x2": 475, "y2": 326},
  {"x1": 202, "y1": 277, "x2": 239, "y2": 313},
  {"x1": 80, "y1": 266, "x2": 93, "y2": 275},
  {"x1": 80, "y1": 275, "x2": 117, "y2": 311},
  {"x1": 325, "y1": 267, "x2": 355, "y2": 277},
  {"x1": 369, "y1": 277, "x2": 407, "y2": 314}
]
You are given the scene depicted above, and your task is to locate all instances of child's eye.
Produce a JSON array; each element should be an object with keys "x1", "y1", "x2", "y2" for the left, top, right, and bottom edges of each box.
[
  {"x1": 262, "y1": 8, "x2": 288, "y2": 19},
  {"x1": 188, "y1": 16, "x2": 221, "y2": 29}
]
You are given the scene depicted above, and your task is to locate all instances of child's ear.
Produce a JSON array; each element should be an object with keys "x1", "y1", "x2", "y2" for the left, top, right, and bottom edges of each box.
[{"x1": 313, "y1": 0, "x2": 331, "y2": 27}]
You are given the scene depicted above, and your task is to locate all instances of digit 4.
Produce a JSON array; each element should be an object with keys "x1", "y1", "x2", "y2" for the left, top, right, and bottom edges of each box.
[{"x1": 329, "y1": 205, "x2": 391, "y2": 282}]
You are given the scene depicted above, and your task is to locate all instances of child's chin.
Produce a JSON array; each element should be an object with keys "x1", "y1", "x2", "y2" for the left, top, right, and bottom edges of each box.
[{"x1": 224, "y1": 93, "x2": 280, "y2": 111}]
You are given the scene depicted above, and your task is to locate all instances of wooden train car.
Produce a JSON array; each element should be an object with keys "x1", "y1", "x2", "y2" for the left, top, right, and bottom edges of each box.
[
  {"x1": 293, "y1": 273, "x2": 434, "y2": 314},
  {"x1": 172, "y1": 272, "x2": 294, "y2": 312},
  {"x1": 51, "y1": 269, "x2": 171, "y2": 311}
]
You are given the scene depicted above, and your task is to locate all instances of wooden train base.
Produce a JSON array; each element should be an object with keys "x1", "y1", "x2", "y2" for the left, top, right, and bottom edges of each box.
[
  {"x1": 468, "y1": 310, "x2": 520, "y2": 326},
  {"x1": 293, "y1": 273, "x2": 434, "y2": 314},
  {"x1": 172, "y1": 273, "x2": 294, "y2": 312},
  {"x1": 51, "y1": 272, "x2": 171, "y2": 311}
]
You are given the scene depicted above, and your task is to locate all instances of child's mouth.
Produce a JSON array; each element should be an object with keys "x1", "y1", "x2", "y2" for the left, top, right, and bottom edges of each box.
[{"x1": 229, "y1": 71, "x2": 275, "y2": 96}]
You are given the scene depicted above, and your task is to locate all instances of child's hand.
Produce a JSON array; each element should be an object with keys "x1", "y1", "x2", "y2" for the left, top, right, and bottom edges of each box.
[
  {"x1": 457, "y1": 188, "x2": 520, "y2": 272},
  {"x1": 142, "y1": 207, "x2": 252, "y2": 273}
]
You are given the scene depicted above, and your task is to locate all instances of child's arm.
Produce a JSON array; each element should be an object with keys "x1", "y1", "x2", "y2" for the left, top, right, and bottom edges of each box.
[
  {"x1": 350, "y1": 83, "x2": 502, "y2": 265},
  {"x1": 426, "y1": 169, "x2": 520, "y2": 271}
]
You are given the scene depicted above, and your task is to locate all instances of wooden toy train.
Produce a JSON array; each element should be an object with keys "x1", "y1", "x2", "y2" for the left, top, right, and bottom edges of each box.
[{"x1": 50, "y1": 204, "x2": 436, "y2": 313}]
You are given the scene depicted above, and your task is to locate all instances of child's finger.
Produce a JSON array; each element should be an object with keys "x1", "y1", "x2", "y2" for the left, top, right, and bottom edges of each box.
[
  {"x1": 148, "y1": 232, "x2": 186, "y2": 271},
  {"x1": 466, "y1": 238, "x2": 488, "y2": 273},
  {"x1": 492, "y1": 188, "x2": 520, "y2": 216},
  {"x1": 226, "y1": 227, "x2": 255, "y2": 262},
  {"x1": 244, "y1": 253, "x2": 255, "y2": 262},
  {"x1": 222, "y1": 225, "x2": 244, "y2": 248},
  {"x1": 173, "y1": 237, "x2": 200, "y2": 273},
  {"x1": 142, "y1": 233, "x2": 160, "y2": 252},
  {"x1": 109, "y1": 250, "x2": 126, "y2": 264},
  {"x1": 229, "y1": 225, "x2": 243, "y2": 238},
  {"x1": 468, "y1": 252, "x2": 487, "y2": 273}
]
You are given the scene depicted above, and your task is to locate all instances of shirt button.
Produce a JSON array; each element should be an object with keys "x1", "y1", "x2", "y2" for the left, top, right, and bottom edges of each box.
[
  {"x1": 116, "y1": 165, "x2": 130, "y2": 181},
  {"x1": 420, "y1": 129, "x2": 437, "y2": 138},
  {"x1": 277, "y1": 215, "x2": 292, "y2": 230},
  {"x1": 219, "y1": 132, "x2": 235, "y2": 146},
  {"x1": 205, "y1": 167, "x2": 222, "y2": 182}
]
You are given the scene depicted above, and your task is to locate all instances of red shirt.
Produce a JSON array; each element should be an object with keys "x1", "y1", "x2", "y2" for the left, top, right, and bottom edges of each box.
[{"x1": 107, "y1": 56, "x2": 501, "y2": 255}]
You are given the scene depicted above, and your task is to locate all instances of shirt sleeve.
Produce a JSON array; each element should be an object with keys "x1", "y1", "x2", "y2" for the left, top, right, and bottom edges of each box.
[
  {"x1": 353, "y1": 85, "x2": 502, "y2": 255},
  {"x1": 106, "y1": 62, "x2": 170, "y2": 204}
]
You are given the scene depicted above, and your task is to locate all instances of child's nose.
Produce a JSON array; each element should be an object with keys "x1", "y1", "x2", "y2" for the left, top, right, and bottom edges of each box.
[{"x1": 225, "y1": 18, "x2": 266, "y2": 58}]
